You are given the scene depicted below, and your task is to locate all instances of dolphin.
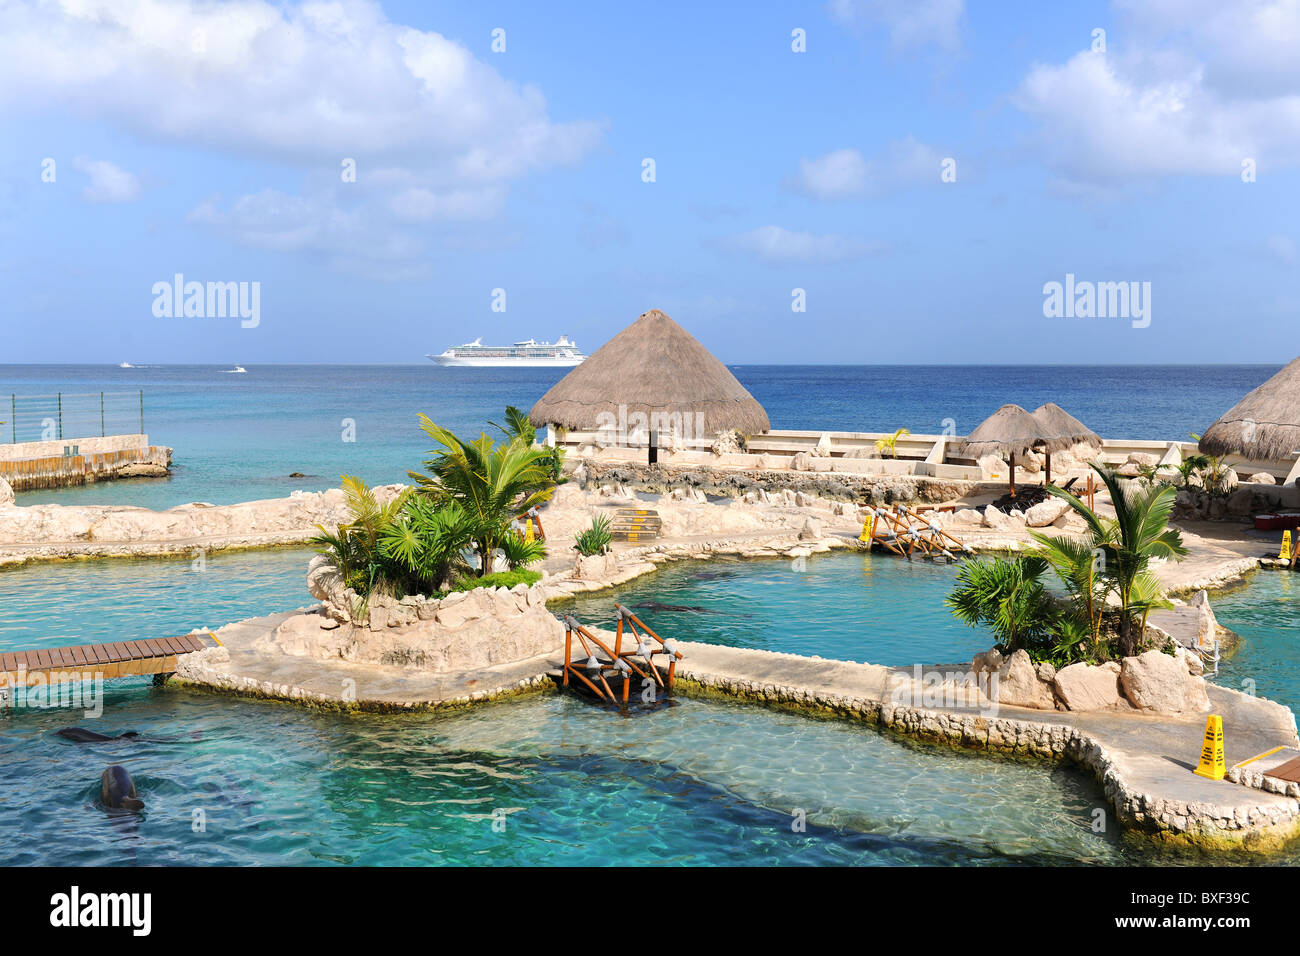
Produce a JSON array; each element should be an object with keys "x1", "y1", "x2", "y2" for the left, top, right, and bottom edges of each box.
[
  {"x1": 57, "y1": 728, "x2": 139, "y2": 743},
  {"x1": 100, "y1": 765, "x2": 144, "y2": 811},
  {"x1": 635, "y1": 601, "x2": 711, "y2": 614}
]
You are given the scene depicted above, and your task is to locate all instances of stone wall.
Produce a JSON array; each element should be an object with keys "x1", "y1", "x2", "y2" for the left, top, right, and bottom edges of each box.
[
  {"x1": 575, "y1": 459, "x2": 973, "y2": 505},
  {"x1": 286, "y1": 554, "x2": 564, "y2": 672}
]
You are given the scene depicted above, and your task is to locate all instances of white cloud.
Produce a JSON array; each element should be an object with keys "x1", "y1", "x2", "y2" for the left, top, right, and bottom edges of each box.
[
  {"x1": 0, "y1": 0, "x2": 602, "y2": 269},
  {"x1": 386, "y1": 186, "x2": 506, "y2": 223},
  {"x1": 188, "y1": 189, "x2": 430, "y2": 280},
  {"x1": 1114, "y1": 0, "x2": 1300, "y2": 97},
  {"x1": 72, "y1": 157, "x2": 141, "y2": 203},
  {"x1": 790, "y1": 149, "x2": 870, "y2": 200},
  {"x1": 1013, "y1": 3, "x2": 1300, "y2": 186},
  {"x1": 828, "y1": 0, "x2": 964, "y2": 52},
  {"x1": 789, "y1": 138, "x2": 945, "y2": 199},
  {"x1": 726, "y1": 225, "x2": 886, "y2": 263},
  {"x1": 0, "y1": 0, "x2": 600, "y2": 174}
]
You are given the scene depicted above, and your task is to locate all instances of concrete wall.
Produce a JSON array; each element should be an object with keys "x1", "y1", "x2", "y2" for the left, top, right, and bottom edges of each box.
[
  {"x1": 553, "y1": 427, "x2": 1300, "y2": 485},
  {"x1": 0, "y1": 435, "x2": 169, "y2": 491},
  {"x1": 0, "y1": 434, "x2": 149, "y2": 462}
]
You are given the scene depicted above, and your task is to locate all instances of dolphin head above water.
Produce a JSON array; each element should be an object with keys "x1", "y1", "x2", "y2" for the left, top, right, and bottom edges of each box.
[{"x1": 100, "y1": 765, "x2": 144, "y2": 812}]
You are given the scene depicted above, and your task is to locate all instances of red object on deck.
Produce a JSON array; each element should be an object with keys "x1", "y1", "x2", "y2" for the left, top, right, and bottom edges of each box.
[{"x1": 1257, "y1": 513, "x2": 1300, "y2": 531}]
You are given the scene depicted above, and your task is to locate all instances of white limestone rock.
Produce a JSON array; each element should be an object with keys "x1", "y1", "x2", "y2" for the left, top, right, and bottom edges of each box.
[
  {"x1": 798, "y1": 516, "x2": 822, "y2": 540},
  {"x1": 1024, "y1": 497, "x2": 1069, "y2": 527},
  {"x1": 1120, "y1": 649, "x2": 1211, "y2": 713},
  {"x1": 1248, "y1": 472, "x2": 1277, "y2": 485},
  {"x1": 977, "y1": 455, "x2": 1006, "y2": 481},
  {"x1": 1018, "y1": 450, "x2": 1044, "y2": 474},
  {"x1": 991, "y1": 649, "x2": 1057, "y2": 710},
  {"x1": 1188, "y1": 589, "x2": 1220, "y2": 650},
  {"x1": 306, "y1": 554, "x2": 340, "y2": 601},
  {"x1": 1053, "y1": 661, "x2": 1125, "y2": 711},
  {"x1": 982, "y1": 506, "x2": 1012, "y2": 530},
  {"x1": 0, "y1": 476, "x2": 14, "y2": 507}
]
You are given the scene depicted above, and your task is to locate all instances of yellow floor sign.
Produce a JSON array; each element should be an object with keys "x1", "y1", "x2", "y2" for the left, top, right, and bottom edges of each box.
[
  {"x1": 1194, "y1": 714, "x2": 1226, "y2": 780},
  {"x1": 858, "y1": 515, "x2": 874, "y2": 543},
  {"x1": 1280, "y1": 530, "x2": 1292, "y2": 562}
]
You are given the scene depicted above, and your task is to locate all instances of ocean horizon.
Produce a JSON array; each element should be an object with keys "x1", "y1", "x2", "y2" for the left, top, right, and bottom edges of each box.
[{"x1": 1, "y1": 362, "x2": 1280, "y2": 509}]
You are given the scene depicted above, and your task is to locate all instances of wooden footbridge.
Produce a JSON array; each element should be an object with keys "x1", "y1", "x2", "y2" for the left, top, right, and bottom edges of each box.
[
  {"x1": 555, "y1": 605, "x2": 682, "y2": 707},
  {"x1": 860, "y1": 503, "x2": 971, "y2": 561},
  {"x1": 0, "y1": 632, "x2": 213, "y2": 692}
]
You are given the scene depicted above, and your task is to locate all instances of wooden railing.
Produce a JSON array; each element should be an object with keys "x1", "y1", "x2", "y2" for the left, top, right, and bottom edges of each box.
[{"x1": 559, "y1": 606, "x2": 682, "y2": 706}]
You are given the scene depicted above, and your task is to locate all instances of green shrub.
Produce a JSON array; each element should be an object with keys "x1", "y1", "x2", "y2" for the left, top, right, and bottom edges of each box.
[
  {"x1": 500, "y1": 530, "x2": 546, "y2": 569},
  {"x1": 450, "y1": 569, "x2": 542, "y2": 592},
  {"x1": 574, "y1": 515, "x2": 613, "y2": 556}
]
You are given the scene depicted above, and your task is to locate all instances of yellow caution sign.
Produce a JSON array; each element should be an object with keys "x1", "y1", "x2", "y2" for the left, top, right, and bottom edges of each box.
[
  {"x1": 1280, "y1": 530, "x2": 1292, "y2": 562},
  {"x1": 858, "y1": 514, "x2": 874, "y2": 543},
  {"x1": 523, "y1": 518, "x2": 535, "y2": 544},
  {"x1": 1194, "y1": 714, "x2": 1226, "y2": 780}
]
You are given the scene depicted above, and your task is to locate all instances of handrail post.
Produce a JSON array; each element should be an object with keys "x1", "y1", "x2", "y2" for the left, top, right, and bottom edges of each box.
[
  {"x1": 563, "y1": 627, "x2": 571, "y2": 687},
  {"x1": 139, "y1": 390, "x2": 144, "y2": 435},
  {"x1": 100, "y1": 392, "x2": 105, "y2": 437},
  {"x1": 9, "y1": 395, "x2": 14, "y2": 443},
  {"x1": 57, "y1": 392, "x2": 62, "y2": 440}
]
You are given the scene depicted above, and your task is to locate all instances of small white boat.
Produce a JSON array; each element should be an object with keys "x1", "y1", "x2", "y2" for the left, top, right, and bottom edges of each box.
[
  {"x1": 222, "y1": 366, "x2": 247, "y2": 374},
  {"x1": 118, "y1": 362, "x2": 134, "y2": 368}
]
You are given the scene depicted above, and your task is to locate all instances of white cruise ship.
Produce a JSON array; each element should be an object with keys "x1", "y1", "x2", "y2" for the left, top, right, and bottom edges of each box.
[{"x1": 428, "y1": 335, "x2": 587, "y2": 367}]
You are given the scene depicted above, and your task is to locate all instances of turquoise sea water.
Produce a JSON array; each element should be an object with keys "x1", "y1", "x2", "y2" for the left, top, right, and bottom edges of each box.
[
  {"x1": 2, "y1": 550, "x2": 1297, "y2": 866},
  {"x1": 0, "y1": 363, "x2": 1280, "y2": 510}
]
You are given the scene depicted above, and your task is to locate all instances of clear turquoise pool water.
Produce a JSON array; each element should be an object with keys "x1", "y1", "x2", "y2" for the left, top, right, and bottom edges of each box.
[
  {"x1": 564, "y1": 551, "x2": 993, "y2": 667},
  {"x1": 1206, "y1": 572, "x2": 1300, "y2": 714},
  {"x1": 2, "y1": 550, "x2": 1297, "y2": 866},
  {"x1": 3, "y1": 689, "x2": 1154, "y2": 866},
  {"x1": 0, "y1": 547, "x2": 316, "y2": 651}
]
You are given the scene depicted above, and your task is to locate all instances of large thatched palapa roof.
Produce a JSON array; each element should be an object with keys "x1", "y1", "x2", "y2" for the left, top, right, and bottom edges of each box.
[
  {"x1": 958, "y1": 403, "x2": 1069, "y2": 459},
  {"x1": 1199, "y1": 356, "x2": 1300, "y2": 461},
  {"x1": 528, "y1": 309, "x2": 770, "y2": 436},
  {"x1": 1031, "y1": 403, "x2": 1101, "y2": 447}
]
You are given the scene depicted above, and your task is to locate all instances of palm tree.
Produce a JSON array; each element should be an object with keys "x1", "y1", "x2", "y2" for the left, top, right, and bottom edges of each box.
[
  {"x1": 1029, "y1": 533, "x2": 1107, "y2": 657},
  {"x1": 875, "y1": 427, "x2": 910, "y2": 458},
  {"x1": 379, "y1": 496, "x2": 476, "y2": 591},
  {"x1": 311, "y1": 475, "x2": 412, "y2": 606},
  {"x1": 1043, "y1": 464, "x2": 1186, "y2": 656},
  {"x1": 946, "y1": 554, "x2": 1054, "y2": 652},
  {"x1": 490, "y1": 405, "x2": 537, "y2": 445},
  {"x1": 410, "y1": 416, "x2": 556, "y2": 576},
  {"x1": 1174, "y1": 452, "x2": 1211, "y2": 488}
]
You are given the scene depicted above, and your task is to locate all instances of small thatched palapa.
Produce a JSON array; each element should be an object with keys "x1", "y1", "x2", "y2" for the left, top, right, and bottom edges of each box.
[
  {"x1": 1199, "y1": 356, "x2": 1300, "y2": 461},
  {"x1": 957, "y1": 404, "x2": 1068, "y2": 459},
  {"x1": 528, "y1": 309, "x2": 770, "y2": 439},
  {"x1": 1031, "y1": 403, "x2": 1101, "y2": 447}
]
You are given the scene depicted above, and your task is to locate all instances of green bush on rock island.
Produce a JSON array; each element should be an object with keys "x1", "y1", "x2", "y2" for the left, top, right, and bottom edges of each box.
[
  {"x1": 311, "y1": 408, "x2": 557, "y2": 606},
  {"x1": 947, "y1": 463, "x2": 1188, "y2": 668}
]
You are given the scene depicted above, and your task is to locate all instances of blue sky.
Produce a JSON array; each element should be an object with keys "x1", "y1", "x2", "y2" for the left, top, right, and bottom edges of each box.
[{"x1": 1, "y1": 0, "x2": 1297, "y2": 364}]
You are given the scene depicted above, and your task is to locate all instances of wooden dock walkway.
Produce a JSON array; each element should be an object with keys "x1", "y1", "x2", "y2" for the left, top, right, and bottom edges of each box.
[{"x1": 0, "y1": 633, "x2": 211, "y2": 687}]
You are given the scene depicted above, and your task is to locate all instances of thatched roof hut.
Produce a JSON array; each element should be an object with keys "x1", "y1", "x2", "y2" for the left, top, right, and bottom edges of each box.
[
  {"x1": 1031, "y1": 403, "x2": 1101, "y2": 447},
  {"x1": 528, "y1": 310, "x2": 770, "y2": 457},
  {"x1": 1199, "y1": 357, "x2": 1300, "y2": 461},
  {"x1": 958, "y1": 404, "x2": 1066, "y2": 459},
  {"x1": 958, "y1": 403, "x2": 1066, "y2": 497}
]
